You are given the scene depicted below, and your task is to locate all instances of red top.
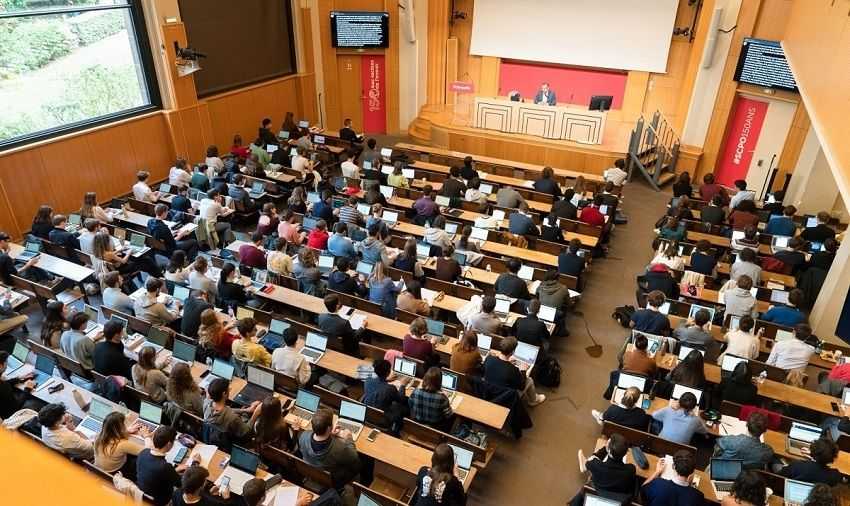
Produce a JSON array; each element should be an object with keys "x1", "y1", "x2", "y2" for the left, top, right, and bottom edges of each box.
[
  {"x1": 700, "y1": 183, "x2": 723, "y2": 203},
  {"x1": 403, "y1": 334, "x2": 434, "y2": 362},
  {"x1": 829, "y1": 363, "x2": 850, "y2": 383},
  {"x1": 231, "y1": 145, "x2": 250, "y2": 159},
  {"x1": 580, "y1": 206, "x2": 605, "y2": 227},
  {"x1": 238, "y1": 244, "x2": 267, "y2": 269},
  {"x1": 213, "y1": 331, "x2": 239, "y2": 359},
  {"x1": 728, "y1": 210, "x2": 759, "y2": 231},
  {"x1": 307, "y1": 229, "x2": 329, "y2": 250}
]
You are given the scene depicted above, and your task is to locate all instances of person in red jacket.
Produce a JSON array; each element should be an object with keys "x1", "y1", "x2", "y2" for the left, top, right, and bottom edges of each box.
[
  {"x1": 306, "y1": 219, "x2": 330, "y2": 250},
  {"x1": 580, "y1": 194, "x2": 606, "y2": 228}
]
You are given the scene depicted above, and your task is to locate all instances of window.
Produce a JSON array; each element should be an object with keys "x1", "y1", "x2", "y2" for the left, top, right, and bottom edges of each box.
[{"x1": 0, "y1": 0, "x2": 160, "y2": 148}]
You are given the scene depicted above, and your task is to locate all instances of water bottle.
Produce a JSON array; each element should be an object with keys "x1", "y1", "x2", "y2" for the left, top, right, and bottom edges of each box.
[
  {"x1": 758, "y1": 370, "x2": 767, "y2": 384},
  {"x1": 485, "y1": 264, "x2": 492, "y2": 272}
]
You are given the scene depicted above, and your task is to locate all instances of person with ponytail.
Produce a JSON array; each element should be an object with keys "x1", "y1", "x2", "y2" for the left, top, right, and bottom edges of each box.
[{"x1": 414, "y1": 443, "x2": 466, "y2": 505}]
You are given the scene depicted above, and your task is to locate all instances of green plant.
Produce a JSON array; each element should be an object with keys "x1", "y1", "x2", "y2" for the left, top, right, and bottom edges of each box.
[
  {"x1": 0, "y1": 113, "x2": 40, "y2": 142},
  {"x1": 0, "y1": 18, "x2": 75, "y2": 73},
  {"x1": 43, "y1": 63, "x2": 144, "y2": 124},
  {"x1": 69, "y1": 10, "x2": 125, "y2": 46}
]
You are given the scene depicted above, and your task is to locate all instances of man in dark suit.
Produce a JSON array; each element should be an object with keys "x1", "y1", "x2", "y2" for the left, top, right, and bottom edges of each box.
[
  {"x1": 552, "y1": 189, "x2": 579, "y2": 220},
  {"x1": 508, "y1": 202, "x2": 539, "y2": 238},
  {"x1": 147, "y1": 204, "x2": 199, "y2": 260},
  {"x1": 317, "y1": 294, "x2": 363, "y2": 355},
  {"x1": 227, "y1": 174, "x2": 256, "y2": 212},
  {"x1": 339, "y1": 118, "x2": 363, "y2": 143},
  {"x1": 533, "y1": 166, "x2": 562, "y2": 198},
  {"x1": 513, "y1": 299, "x2": 549, "y2": 350},
  {"x1": 48, "y1": 215, "x2": 81, "y2": 253},
  {"x1": 558, "y1": 239, "x2": 586, "y2": 278},
  {"x1": 533, "y1": 82, "x2": 557, "y2": 106},
  {"x1": 441, "y1": 166, "x2": 467, "y2": 200}
]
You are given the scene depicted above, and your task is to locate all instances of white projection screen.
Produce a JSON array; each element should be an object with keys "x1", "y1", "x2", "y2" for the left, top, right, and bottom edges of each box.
[{"x1": 470, "y1": 0, "x2": 679, "y2": 73}]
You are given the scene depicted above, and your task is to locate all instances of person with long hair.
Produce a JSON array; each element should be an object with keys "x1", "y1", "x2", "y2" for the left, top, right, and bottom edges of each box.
[
  {"x1": 368, "y1": 261, "x2": 400, "y2": 308},
  {"x1": 397, "y1": 279, "x2": 431, "y2": 316},
  {"x1": 80, "y1": 192, "x2": 112, "y2": 223},
  {"x1": 40, "y1": 300, "x2": 67, "y2": 349},
  {"x1": 293, "y1": 247, "x2": 323, "y2": 296},
  {"x1": 132, "y1": 346, "x2": 169, "y2": 403},
  {"x1": 668, "y1": 349, "x2": 706, "y2": 390},
  {"x1": 281, "y1": 111, "x2": 298, "y2": 138},
  {"x1": 254, "y1": 396, "x2": 291, "y2": 450},
  {"x1": 392, "y1": 237, "x2": 425, "y2": 277},
  {"x1": 217, "y1": 262, "x2": 249, "y2": 310},
  {"x1": 409, "y1": 367, "x2": 454, "y2": 430},
  {"x1": 92, "y1": 232, "x2": 162, "y2": 278},
  {"x1": 277, "y1": 209, "x2": 306, "y2": 246},
  {"x1": 672, "y1": 172, "x2": 693, "y2": 198},
  {"x1": 30, "y1": 204, "x2": 54, "y2": 239},
  {"x1": 256, "y1": 202, "x2": 279, "y2": 237},
  {"x1": 287, "y1": 186, "x2": 308, "y2": 214},
  {"x1": 403, "y1": 317, "x2": 438, "y2": 364},
  {"x1": 198, "y1": 308, "x2": 238, "y2": 359},
  {"x1": 388, "y1": 161, "x2": 409, "y2": 188},
  {"x1": 413, "y1": 443, "x2": 467, "y2": 506},
  {"x1": 231, "y1": 134, "x2": 250, "y2": 159},
  {"x1": 165, "y1": 250, "x2": 189, "y2": 284},
  {"x1": 267, "y1": 237, "x2": 293, "y2": 277},
  {"x1": 717, "y1": 361, "x2": 758, "y2": 407},
  {"x1": 166, "y1": 362, "x2": 204, "y2": 416},
  {"x1": 450, "y1": 329, "x2": 482, "y2": 375},
  {"x1": 94, "y1": 411, "x2": 146, "y2": 478}
]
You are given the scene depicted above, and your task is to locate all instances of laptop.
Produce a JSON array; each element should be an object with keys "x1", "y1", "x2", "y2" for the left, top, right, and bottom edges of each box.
[
  {"x1": 82, "y1": 304, "x2": 100, "y2": 333},
  {"x1": 448, "y1": 443, "x2": 474, "y2": 484},
  {"x1": 731, "y1": 230, "x2": 745, "y2": 242},
  {"x1": 356, "y1": 260, "x2": 375, "y2": 277},
  {"x1": 727, "y1": 315, "x2": 741, "y2": 331},
  {"x1": 678, "y1": 344, "x2": 705, "y2": 360},
  {"x1": 171, "y1": 339, "x2": 196, "y2": 365},
  {"x1": 264, "y1": 319, "x2": 291, "y2": 344},
  {"x1": 335, "y1": 400, "x2": 367, "y2": 440},
  {"x1": 517, "y1": 265, "x2": 534, "y2": 281},
  {"x1": 358, "y1": 494, "x2": 382, "y2": 506},
  {"x1": 16, "y1": 241, "x2": 41, "y2": 262},
  {"x1": 583, "y1": 493, "x2": 621, "y2": 506},
  {"x1": 289, "y1": 147, "x2": 298, "y2": 157},
  {"x1": 784, "y1": 479, "x2": 815, "y2": 506},
  {"x1": 843, "y1": 387, "x2": 850, "y2": 407},
  {"x1": 5, "y1": 340, "x2": 30, "y2": 374},
  {"x1": 248, "y1": 181, "x2": 265, "y2": 199},
  {"x1": 477, "y1": 334, "x2": 493, "y2": 358},
  {"x1": 710, "y1": 458, "x2": 743, "y2": 498},
  {"x1": 658, "y1": 301, "x2": 671, "y2": 315},
  {"x1": 435, "y1": 195, "x2": 451, "y2": 207},
  {"x1": 199, "y1": 359, "x2": 235, "y2": 390},
  {"x1": 381, "y1": 165, "x2": 394, "y2": 176},
  {"x1": 77, "y1": 398, "x2": 121, "y2": 439},
  {"x1": 236, "y1": 306, "x2": 255, "y2": 321},
  {"x1": 31, "y1": 353, "x2": 56, "y2": 388},
  {"x1": 479, "y1": 183, "x2": 494, "y2": 194},
  {"x1": 217, "y1": 446, "x2": 260, "y2": 495},
  {"x1": 805, "y1": 216, "x2": 818, "y2": 228},
  {"x1": 307, "y1": 191, "x2": 321, "y2": 204},
  {"x1": 266, "y1": 145, "x2": 278, "y2": 154},
  {"x1": 453, "y1": 251, "x2": 467, "y2": 266},
  {"x1": 356, "y1": 203, "x2": 372, "y2": 216},
  {"x1": 770, "y1": 290, "x2": 790, "y2": 305},
  {"x1": 599, "y1": 204, "x2": 609, "y2": 215},
  {"x1": 379, "y1": 185, "x2": 394, "y2": 200},
  {"x1": 538, "y1": 304, "x2": 557, "y2": 323},
  {"x1": 441, "y1": 370, "x2": 460, "y2": 402},
  {"x1": 688, "y1": 303, "x2": 716, "y2": 328},
  {"x1": 144, "y1": 326, "x2": 170, "y2": 355},
  {"x1": 393, "y1": 357, "x2": 418, "y2": 382},
  {"x1": 775, "y1": 329, "x2": 795, "y2": 342},
  {"x1": 110, "y1": 315, "x2": 128, "y2": 335},
  {"x1": 671, "y1": 384, "x2": 703, "y2": 406},
  {"x1": 290, "y1": 389, "x2": 321, "y2": 422},
  {"x1": 416, "y1": 242, "x2": 431, "y2": 260},
  {"x1": 234, "y1": 365, "x2": 275, "y2": 406},
  {"x1": 363, "y1": 160, "x2": 372, "y2": 170},
  {"x1": 171, "y1": 285, "x2": 190, "y2": 304},
  {"x1": 786, "y1": 422, "x2": 822, "y2": 456},
  {"x1": 380, "y1": 147, "x2": 393, "y2": 159},
  {"x1": 136, "y1": 400, "x2": 163, "y2": 432},
  {"x1": 491, "y1": 209, "x2": 506, "y2": 221},
  {"x1": 313, "y1": 135, "x2": 325, "y2": 145},
  {"x1": 382, "y1": 210, "x2": 398, "y2": 225},
  {"x1": 66, "y1": 213, "x2": 82, "y2": 232},
  {"x1": 720, "y1": 355, "x2": 748, "y2": 379},
  {"x1": 302, "y1": 216, "x2": 318, "y2": 231},
  {"x1": 470, "y1": 227, "x2": 489, "y2": 241},
  {"x1": 425, "y1": 318, "x2": 445, "y2": 340},
  {"x1": 251, "y1": 269, "x2": 267, "y2": 290},
  {"x1": 318, "y1": 254, "x2": 334, "y2": 274},
  {"x1": 632, "y1": 331, "x2": 662, "y2": 358},
  {"x1": 772, "y1": 235, "x2": 791, "y2": 251},
  {"x1": 159, "y1": 183, "x2": 172, "y2": 195},
  {"x1": 299, "y1": 332, "x2": 328, "y2": 364},
  {"x1": 445, "y1": 222, "x2": 460, "y2": 235},
  {"x1": 494, "y1": 297, "x2": 511, "y2": 320},
  {"x1": 126, "y1": 233, "x2": 147, "y2": 255},
  {"x1": 298, "y1": 120, "x2": 309, "y2": 128},
  {"x1": 278, "y1": 130, "x2": 290, "y2": 140},
  {"x1": 512, "y1": 342, "x2": 539, "y2": 369},
  {"x1": 402, "y1": 168, "x2": 415, "y2": 179},
  {"x1": 612, "y1": 372, "x2": 647, "y2": 407}
]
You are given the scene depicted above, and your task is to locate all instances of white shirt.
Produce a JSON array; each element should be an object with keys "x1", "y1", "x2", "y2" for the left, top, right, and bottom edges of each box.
[
  {"x1": 719, "y1": 330, "x2": 760, "y2": 363},
  {"x1": 132, "y1": 181, "x2": 155, "y2": 202},
  {"x1": 465, "y1": 188, "x2": 487, "y2": 204},
  {"x1": 292, "y1": 155, "x2": 310, "y2": 174},
  {"x1": 341, "y1": 160, "x2": 359, "y2": 179},
  {"x1": 205, "y1": 156, "x2": 224, "y2": 174},
  {"x1": 189, "y1": 270, "x2": 217, "y2": 297},
  {"x1": 42, "y1": 426, "x2": 94, "y2": 459},
  {"x1": 198, "y1": 198, "x2": 223, "y2": 222},
  {"x1": 271, "y1": 346, "x2": 311, "y2": 385},
  {"x1": 730, "y1": 190, "x2": 755, "y2": 210},
  {"x1": 766, "y1": 338, "x2": 815, "y2": 371},
  {"x1": 169, "y1": 167, "x2": 191, "y2": 187},
  {"x1": 603, "y1": 167, "x2": 628, "y2": 186}
]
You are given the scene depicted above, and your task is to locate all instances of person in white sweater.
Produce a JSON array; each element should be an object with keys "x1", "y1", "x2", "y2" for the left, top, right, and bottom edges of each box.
[{"x1": 717, "y1": 315, "x2": 761, "y2": 364}]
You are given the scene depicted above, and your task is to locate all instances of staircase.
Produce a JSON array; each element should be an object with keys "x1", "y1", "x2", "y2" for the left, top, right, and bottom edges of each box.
[{"x1": 627, "y1": 110, "x2": 681, "y2": 191}]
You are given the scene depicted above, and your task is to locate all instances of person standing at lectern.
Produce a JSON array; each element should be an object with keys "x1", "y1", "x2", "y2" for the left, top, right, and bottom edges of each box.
[{"x1": 534, "y1": 82, "x2": 557, "y2": 106}]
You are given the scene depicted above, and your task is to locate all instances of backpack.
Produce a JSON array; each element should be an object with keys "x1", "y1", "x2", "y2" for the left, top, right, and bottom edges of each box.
[
  {"x1": 533, "y1": 356, "x2": 562, "y2": 388},
  {"x1": 761, "y1": 256, "x2": 786, "y2": 273},
  {"x1": 611, "y1": 305, "x2": 635, "y2": 328}
]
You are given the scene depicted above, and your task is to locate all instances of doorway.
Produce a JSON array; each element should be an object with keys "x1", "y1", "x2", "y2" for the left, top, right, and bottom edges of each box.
[{"x1": 335, "y1": 54, "x2": 386, "y2": 135}]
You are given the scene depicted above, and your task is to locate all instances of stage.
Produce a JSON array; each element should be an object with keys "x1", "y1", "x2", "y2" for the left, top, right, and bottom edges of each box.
[{"x1": 408, "y1": 103, "x2": 635, "y2": 176}]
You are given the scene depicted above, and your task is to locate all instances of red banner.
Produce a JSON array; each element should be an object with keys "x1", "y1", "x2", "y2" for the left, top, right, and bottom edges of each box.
[
  {"x1": 716, "y1": 96, "x2": 768, "y2": 185},
  {"x1": 361, "y1": 54, "x2": 386, "y2": 134}
]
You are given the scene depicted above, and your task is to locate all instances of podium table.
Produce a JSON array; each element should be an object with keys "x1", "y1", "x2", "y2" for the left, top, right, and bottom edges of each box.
[{"x1": 473, "y1": 96, "x2": 607, "y2": 144}]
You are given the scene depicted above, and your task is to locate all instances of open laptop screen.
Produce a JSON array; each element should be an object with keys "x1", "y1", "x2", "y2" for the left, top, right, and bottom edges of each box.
[
  {"x1": 295, "y1": 389, "x2": 320, "y2": 412},
  {"x1": 710, "y1": 458, "x2": 742, "y2": 481},
  {"x1": 246, "y1": 366, "x2": 274, "y2": 390},
  {"x1": 340, "y1": 400, "x2": 366, "y2": 422},
  {"x1": 617, "y1": 372, "x2": 646, "y2": 391}
]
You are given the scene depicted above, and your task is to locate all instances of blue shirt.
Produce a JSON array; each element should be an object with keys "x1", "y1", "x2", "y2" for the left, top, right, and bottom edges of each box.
[
  {"x1": 761, "y1": 305, "x2": 805, "y2": 326},
  {"x1": 508, "y1": 212, "x2": 537, "y2": 236},
  {"x1": 312, "y1": 200, "x2": 334, "y2": 223},
  {"x1": 651, "y1": 407, "x2": 707, "y2": 444},
  {"x1": 630, "y1": 309, "x2": 671, "y2": 335},
  {"x1": 642, "y1": 477, "x2": 704, "y2": 506},
  {"x1": 369, "y1": 277, "x2": 398, "y2": 305},
  {"x1": 327, "y1": 233, "x2": 356, "y2": 259},
  {"x1": 764, "y1": 216, "x2": 797, "y2": 237}
]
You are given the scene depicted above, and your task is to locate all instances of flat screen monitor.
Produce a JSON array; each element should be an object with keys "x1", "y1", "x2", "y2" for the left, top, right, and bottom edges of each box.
[
  {"x1": 733, "y1": 38, "x2": 798, "y2": 92},
  {"x1": 589, "y1": 95, "x2": 613, "y2": 111}
]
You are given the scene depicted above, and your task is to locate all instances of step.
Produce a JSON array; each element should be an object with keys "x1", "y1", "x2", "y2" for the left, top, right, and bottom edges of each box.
[{"x1": 657, "y1": 171, "x2": 676, "y2": 186}]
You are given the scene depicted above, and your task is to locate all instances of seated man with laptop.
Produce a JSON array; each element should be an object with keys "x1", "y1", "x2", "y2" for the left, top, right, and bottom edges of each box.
[
  {"x1": 298, "y1": 407, "x2": 362, "y2": 496},
  {"x1": 780, "y1": 437, "x2": 843, "y2": 486},
  {"x1": 713, "y1": 411, "x2": 774, "y2": 469},
  {"x1": 483, "y1": 336, "x2": 546, "y2": 407},
  {"x1": 203, "y1": 377, "x2": 261, "y2": 442}
]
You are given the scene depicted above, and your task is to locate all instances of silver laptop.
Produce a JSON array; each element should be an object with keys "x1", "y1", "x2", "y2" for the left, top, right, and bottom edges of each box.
[
  {"x1": 494, "y1": 297, "x2": 511, "y2": 321},
  {"x1": 356, "y1": 261, "x2": 375, "y2": 277},
  {"x1": 441, "y1": 370, "x2": 459, "y2": 402},
  {"x1": 199, "y1": 359, "x2": 235, "y2": 390},
  {"x1": 435, "y1": 195, "x2": 451, "y2": 208},
  {"x1": 448, "y1": 443, "x2": 474, "y2": 484},
  {"x1": 171, "y1": 285, "x2": 190, "y2": 304},
  {"x1": 784, "y1": 479, "x2": 815, "y2": 506},
  {"x1": 770, "y1": 290, "x2": 790, "y2": 305},
  {"x1": 470, "y1": 227, "x2": 489, "y2": 241},
  {"x1": 393, "y1": 357, "x2": 418, "y2": 386},
  {"x1": 710, "y1": 458, "x2": 743, "y2": 499},
  {"x1": 356, "y1": 203, "x2": 372, "y2": 216},
  {"x1": 379, "y1": 185, "x2": 394, "y2": 200},
  {"x1": 612, "y1": 372, "x2": 647, "y2": 407},
  {"x1": 336, "y1": 399, "x2": 367, "y2": 440},
  {"x1": 171, "y1": 339, "x2": 196, "y2": 365},
  {"x1": 688, "y1": 303, "x2": 716, "y2": 329},
  {"x1": 512, "y1": 342, "x2": 539, "y2": 369},
  {"x1": 479, "y1": 183, "x2": 494, "y2": 194},
  {"x1": 77, "y1": 398, "x2": 117, "y2": 439},
  {"x1": 786, "y1": 422, "x2": 822, "y2": 456},
  {"x1": 720, "y1": 354, "x2": 748, "y2": 378},
  {"x1": 416, "y1": 242, "x2": 431, "y2": 261},
  {"x1": 517, "y1": 265, "x2": 534, "y2": 281},
  {"x1": 136, "y1": 400, "x2": 163, "y2": 432},
  {"x1": 538, "y1": 305, "x2": 557, "y2": 323},
  {"x1": 382, "y1": 210, "x2": 398, "y2": 225},
  {"x1": 144, "y1": 326, "x2": 170, "y2": 355},
  {"x1": 318, "y1": 254, "x2": 334, "y2": 273},
  {"x1": 290, "y1": 389, "x2": 321, "y2": 421},
  {"x1": 380, "y1": 147, "x2": 392, "y2": 159},
  {"x1": 5, "y1": 340, "x2": 30, "y2": 373},
  {"x1": 477, "y1": 334, "x2": 493, "y2": 359},
  {"x1": 16, "y1": 241, "x2": 41, "y2": 261},
  {"x1": 671, "y1": 383, "x2": 703, "y2": 405},
  {"x1": 299, "y1": 332, "x2": 327, "y2": 364}
]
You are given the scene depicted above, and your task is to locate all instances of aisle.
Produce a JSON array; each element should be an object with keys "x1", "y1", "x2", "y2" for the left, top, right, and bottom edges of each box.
[{"x1": 468, "y1": 182, "x2": 669, "y2": 505}]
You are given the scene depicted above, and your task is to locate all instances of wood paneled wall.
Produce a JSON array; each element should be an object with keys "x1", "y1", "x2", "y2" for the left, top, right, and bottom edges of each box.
[{"x1": 0, "y1": 113, "x2": 174, "y2": 238}]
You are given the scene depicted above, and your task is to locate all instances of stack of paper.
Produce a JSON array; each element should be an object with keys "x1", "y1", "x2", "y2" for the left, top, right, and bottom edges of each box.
[
  {"x1": 421, "y1": 288, "x2": 440, "y2": 306},
  {"x1": 348, "y1": 313, "x2": 367, "y2": 330},
  {"x1": 190, "y1": 443, "x2": 217, "y2": 467}
]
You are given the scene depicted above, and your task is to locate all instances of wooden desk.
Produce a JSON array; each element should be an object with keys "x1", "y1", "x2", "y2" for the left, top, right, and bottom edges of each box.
[
  {"x1": 395, "y1": 142, "x2": 606, "y2": 182},
  {"x1": 687, "y1": 231, "x2": 773, "y2": 256},
  {"x1": 9, "y1": 243, "x2": 94, "y2": 283}
]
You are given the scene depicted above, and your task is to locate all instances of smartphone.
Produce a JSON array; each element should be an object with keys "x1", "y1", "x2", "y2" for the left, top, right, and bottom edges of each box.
[
  {"x1": 831, "y1": 401, "x2": 840, "y2": 413},
  {"x1": 48, "y1": 383, "x2": 64, "y2": 394},
  {"x1": 366, "y1": 428, "x2": 380, "y2": 442},
  {"x1": 641, "y1": 398, "x2": 651, "y2": 410},
  {"x1": 173, "y1": 446, "x2": 188, "y2": 464},
  {"x1": 220, "y1": 476, "x2": 231, "y2": 489}
]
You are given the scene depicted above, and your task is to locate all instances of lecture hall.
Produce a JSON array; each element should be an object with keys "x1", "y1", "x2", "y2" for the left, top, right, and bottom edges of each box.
[{"x1": 0, "y1": 0, "x2": 848, "y2": 505}]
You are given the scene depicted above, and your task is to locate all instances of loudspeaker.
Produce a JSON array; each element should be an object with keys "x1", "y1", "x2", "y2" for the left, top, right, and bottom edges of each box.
[
  {"x1": 701, "y1": 6, "x2": 724, "y2": 69},
  {"x1": 401, "y1": 0, "x2": 417, "y2": 43}
]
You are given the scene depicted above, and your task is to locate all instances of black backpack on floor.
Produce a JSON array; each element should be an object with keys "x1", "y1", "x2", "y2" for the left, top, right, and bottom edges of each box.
[
  {"x1": 612, "y1": 305, "x2": 635, "y2": 328},
  {"x1": 533, "y1": 356, "x2": 562, "y2": 388}
]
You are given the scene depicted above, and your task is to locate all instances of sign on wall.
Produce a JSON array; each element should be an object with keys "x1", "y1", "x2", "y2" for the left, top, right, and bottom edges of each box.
[
  {"x1": 361, "y1": 54, "x2": 386, "y2": 134},
  {"x1": 716, "y1": 96, "x2": 769, "y2": 186}
]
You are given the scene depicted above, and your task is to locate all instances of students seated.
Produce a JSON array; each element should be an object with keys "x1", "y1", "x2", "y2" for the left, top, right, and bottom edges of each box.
[
  {"x1": 397, "y1": 279, "x2": 431, "y2": 316},
  {"x1": 630, "y1": 290, "x2": 672, "y2": 335},
  {"x1": 166, "y1": 362, "x2": 204, "y2": 416},
  {"x1": 362, "y1": 358, "x2": 408, "y2": 413},
  {"x1": 358, "y1": 222, "x2": 391, "y2": 265},
  {"x1": 729, "y1": 179, "x2": 754, "y2": 209},
  {"x1": 100, "y1": 271, "x2": 133, "y2": 315},
  {"x1": 673, "y1": 308, "x2": 713, "y2": 349},
  {"x1": 622, "y1": 333, "x2": 657, "y2": 376},
  {"x1": 464, "y1": 178, "x2": 488, "y2": 207},
  {"x1": 134, "y1": 278, "x2": 180, "y2": 327},
  {"x1": 219, "y1": 261, "x2": 253, "y2": 309},
  {"x1": 729, "y1": 200, "x2": 760, "y2": 231},
  {"x1": 204, "y1": 377, "x2": 260, "y2": 441},
  {"x1": 403, "y1": 317, "x2": 438, "y2": 365},
  {"x1": 800, "y1": 211, "x2": 836, "y2": 243},
  {"x1": 409, "y1": 366, "x2": 455, "y2": 429},
  {"x1": 232, "y1": 317, "x2": 272, "y2": 367},
  {"x1": 668, "y1": 350, "x2": 707, "y2": 390},
  {"x1": 340, "y1": 149, "x2": 359, "y2": 179},
  {"x1": 93, "y1": 320, "x2": 132, "y2": 380},
  {"x1": 764, "y1": 205, "x2": 798, "y2": 236},
  {"x1": 441, "y1": 166, "x2": 466, "y2": 199},
  {"x1": 137, "y1": 426, "x2": 196, "y2": 505},
  {"x1": 133, "y1": 170, "x2": 159, "y2": 203},
  {"x1": 450, "y1": 330, "x2": 483, "y2": 375},
  {"x1": 642, "y1": 263, "x2": 677, "y2": 300},
  {"x1": 94, "y1": 412, "x2": 146, "y2": 478},
  {"x1": 198, "y1": 308, "x2": 238, "y2": 359},
  {"x1": 650, "y1": 241, "x2": 685, "y2": 271},
  {"x1": 164, "y1": 250, "x2": 189, "y2": 284},
  {"x1": 773, "y1": 236, "x2": 807, "y2": 275},
  {"x1": 731, "y1": 225, "x2": 760, "y2": 252},
  {"x1": 131, "y1": 346, "x2": 168, "y2": 402},
  {"x1": 672, "y1": 172, "x2": 692, "y2": 198},
  {"x1": 688, "y1": 240, "x2": 717, "y2": 276},
  {"x1": 293, "y1": 248, "x2": 323, "y2": 297},
  {"x1": 39, "y1": 402, "x2": 94, "y2": 459},
  {"x1": 311, "y1": 190, "x2": 334, "y2": 223},
  {"x1": 729, "y1": 247, "x2": 762, "y2": 286},
  {"x1": 557, "y1": 238, "x2": 586, "y2": 278},
  {"x1": 535, "y1": 269, "x2": 571, "y2": 322},
  {"x1": 434, "y1": 243, "x2": 462, "y2": 283},
  {"x1": 700, "y1": 194, "x2": 727, "y2": 226},
  {"x1": 508, "y1": 202, "x2": 539, "y2": 237},
  {"x1": 30, "y1": 204, "x2": 54, "y2": 239},
  {"x1": 809, "y1": 237, "x2": 838, "y2": 270},
  {"x1": 393, "y1": 237, "x2": 426, "y2": 277},
  {"x1": 513, "y1": 298, "x2": 549, "y2": 349},
  {"x1": 198, "y1": 189, "x2": 234, "y2": 244},
  {"x1": 271, "y1": 328, "x2": 311, "y2": 386},
  {"x1": 540, "y1": 212, "x2": 565, "y2": 243},
  {"x1": 766, "y1": 321, "x2": 814, "y2": 371},
  {"x1": 59, "y1": 311, "x2": 95, "y2": 370},
  {"x1": 573, "y1": 433, "x2": 635, "y2": 506},
  {"x1": 761, "y1": 288, "x2": 806, "y2": 326},
  {"x1": 414, "y1": 443, "x2": 468, "y2": 506},
  {"x1": 713, "y1": 411, "x2": 774, "y2": 469},
  {"x1": 552, "y1": 188, "x2": 578, "y2": 220},
  {"x1": 368, "y1": 261, "x2": 400, "y2": 313},
  {"x1": 779, "y1": 437, "x2": 842, "y2": 486},
  {"x1": 328, "y1": 222, "x2": 356, "y2": 260},
  {"x1": 484, "y1": 336, "x2": 546, "y2": 406},
  {"x1": 468, "y1": 295, "x2": 502, "y2": 335},
  {"x1": 48, "y1": 214, "x2": 81, "y2": 252},
  {"x1": 278, "y1": 209, "x2": 306, "y2": 246},
  {"x1": 495, "y1": 185, "x2": 525, "y2": 209},
  {"x1": 596, "y1": 386, "x2": 651, "y2": 431},
  {"x1": 366, "y1": 204, "x2": 391, "y2": 242},
  {"x1": 533, "y1": 166, "x2": 562, "y2": 197},
  {"x1": 299, "y1": 407, "x2": 362, "y2": 498},
  {"x1": 267, "y1": 238, "x2": 293, "y2": 277},
  {"x1": 188, "y1": 256, "x2": 217, "y2": 298},
  {"x1": 603, "y1": 158, "x2": 629, "y2": 186},
  {"x1": 318, "y1": 294, "x2": 362, "y2": 355},
  {"x1": 657, "y1": 216, "x2": 685, "y2": 242},
  {"x1": 495, "y1": 258, "x2": 532, "y2": 301},
  {"x1": 641, "y1": 451, "x2": 704, "y2": 504},
  {"x1": 424, "y1": 216, "x2": 454, "y2": 252},
  {"x1": 717, "y1": 361, "x2": 759, "y2": 407},
  {"x1": 0, "y1": 351, "x2": 36, "y2": 418},
  {"x1": 413, "y1": 185, "x2": 440, "y2": 224},
  {"x1": 579, "y1": 195, "x2": 606, "y2": 228},
  {"x1": 698, "y1": 173, "x2": 723, "y2": 202},
  {"x1": 80, "y1": 192, "x2": 112, "y2": 224},
  {"x1": 718, "y1": 315, "x2": 760, "y2": 362},
  {"x1": 650, "y1": 392, "x2": 707, "y2": 444},
  {"x1": 327, "y1": 257, "x2": 367, "y2": 298}
]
